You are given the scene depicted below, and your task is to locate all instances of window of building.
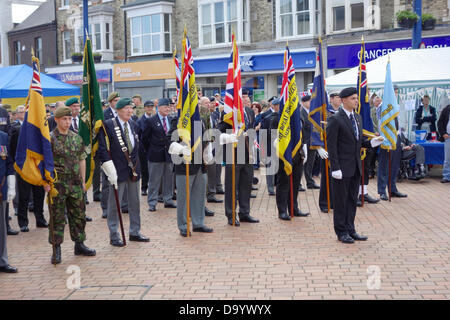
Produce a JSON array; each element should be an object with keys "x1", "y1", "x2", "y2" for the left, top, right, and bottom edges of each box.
[
  {"x1": 75, "y1": 21, "x2": 113, "y2": 53},
  {"x1": 327, "y1": 0, "x2": 379, "y2": 34},
  {"x1": 198, "y1": 0, "x2": 249, "y2": 47},
  {"x1": 105, "y1": 23, "x2": 110, "y2": 50},
  {"x1": 63, "y1": 31, "x2": 71, "y2": 60},
  {"x1": 62, "y1": 0, "x2": 69, "y2": 7},
  {"x1": 14, "y1": 41, "x2": 21, "y2": 65},
  {"x1": 35, "y1": 37, "x2": 42, "y2": 61},
  {"x1": 276, "y1": 0, "x2": 318, "y2": 39},
  {"x1": 130, "y1": 13, "x2": 171, "y2": 55}
]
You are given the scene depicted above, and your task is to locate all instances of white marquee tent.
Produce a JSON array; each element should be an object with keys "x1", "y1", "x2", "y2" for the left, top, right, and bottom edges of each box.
[{"x1": 324, "y1": 47, "x2": 450, "y2": 90}]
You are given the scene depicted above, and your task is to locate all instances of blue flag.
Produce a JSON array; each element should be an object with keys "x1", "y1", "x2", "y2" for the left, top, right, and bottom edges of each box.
[
  {"x1": 356, "y1": 38, "x2": 374, "y2": 134},
  {"x1": 14, "y1": 56, "x2": 56, "y2": 188},
  {"x1": 309, "y1": 40, "x2": 331, "y2": 148},
  {"x1": 380, "y1": 59, "x2": 399, "y2": 150}
]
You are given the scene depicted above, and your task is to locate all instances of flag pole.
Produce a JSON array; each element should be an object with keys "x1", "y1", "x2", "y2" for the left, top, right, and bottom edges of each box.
[
  {"x1": 319, "y1": 37, "x2": 331, "y2": 213},
  {"x1": 290, "y1": 174, "x2": 294, "y2": 219},
  {"x1": 361, "y1": 154, "x2": 365, "y2": 207},
  {"x1": 388, "y1": 149, "x2": 392, "y2": 202},
  {"x1": 186, "y1": 161, "x2": 191, "y2": 237}
]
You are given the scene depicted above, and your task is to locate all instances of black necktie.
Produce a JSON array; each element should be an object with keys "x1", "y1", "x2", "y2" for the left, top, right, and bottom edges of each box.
[
  {"x1": 73, "y1": 118, "x2": 78, "y2": 132},
  {"x1": 349, "y1": 113, "x2": 358, "y2": 139}
]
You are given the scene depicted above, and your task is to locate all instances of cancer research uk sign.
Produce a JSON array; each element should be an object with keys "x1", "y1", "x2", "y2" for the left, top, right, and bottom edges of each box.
[{"x1": 327, "y1": 35, "x2": 450, "y2": 69}]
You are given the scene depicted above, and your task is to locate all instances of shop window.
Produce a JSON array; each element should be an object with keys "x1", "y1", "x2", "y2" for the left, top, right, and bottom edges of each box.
[
  {"x1": 35, "y1": 37, "x2": 42, "y2": 61},
  {"x1": 199, "y1": 0, "x2": 249, "y2": 47},
  {"x1": 14, "y1": 41, "x2": 21, "y2": 65},
  {"x1": 63, "y1": 31, "x2": 71, "y2": 61},
  {"x1": 328, "y1": 0, "x2": 379, "y2": 34}
]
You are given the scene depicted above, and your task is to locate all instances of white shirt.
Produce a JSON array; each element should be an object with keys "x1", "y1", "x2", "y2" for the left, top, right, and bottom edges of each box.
[
  {"x1": 158, "y1": 112, "x2": 170, "y2": 132},
  {"x1": 342, "y1": 108, "x2": 359, "y2": 140},
  {"x1": 118, "y1": 117, "x2": 135, "y2": 149},
  {"x1": 109, "y1": 106, "x2": 118, "y2": 118}
]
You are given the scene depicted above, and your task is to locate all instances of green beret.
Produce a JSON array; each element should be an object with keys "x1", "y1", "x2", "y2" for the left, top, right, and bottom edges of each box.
[
  {"x1": 2, "y1": 104, "x2": 11, "y2": 110},
  {"x1": 54, "y1": 106, "x2": 72, "y2": 118},
  {"x1": 65, "y1": 97, "x2": 79, "y2": 106},
  {"x1": 132, "y1": 94, "x2": 142, "y2": 100},
  {"x1": 116, "y1": 98, "x2": 132, "y2": 110},
  {"x1": 108, "y1": 91, "x2": 120, "y2": 102}
]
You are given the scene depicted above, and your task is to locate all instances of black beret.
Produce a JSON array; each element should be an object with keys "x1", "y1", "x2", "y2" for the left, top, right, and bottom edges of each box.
[
  {"x1": 329, "y1": 92, "x2": 340, "y2": 98},
  {"x1": 339, "y1": 87, "x2": 357, "y2": 99},
  {"x1": 301, "y1": 95, "x2": 311, "y2": 102},
  {"x1": 242, "y1": 89, "x2": 250, "y2": 95},
  {"x1": 144, "y1": 100, "x2": 154, "y2": 107},
  {"x1": 158, "y1": 98, "x2": 170, "y2": 106},
  {"x1": 268, "y1": 96, "x2": 277, "y2": 103},
  {"x1": 209, "y1": 97, "x2": 215, "y2": 102}
]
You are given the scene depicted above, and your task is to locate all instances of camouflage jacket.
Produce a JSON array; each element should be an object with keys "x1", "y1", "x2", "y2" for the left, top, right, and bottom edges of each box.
[{"x1": 50, "y1": 128, "x2": 86, "y2": 177}]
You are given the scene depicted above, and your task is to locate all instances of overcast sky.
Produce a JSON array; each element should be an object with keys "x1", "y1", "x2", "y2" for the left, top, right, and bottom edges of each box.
[{"x1": 12, "y1": 0, "x2": 47, "y2": 24}]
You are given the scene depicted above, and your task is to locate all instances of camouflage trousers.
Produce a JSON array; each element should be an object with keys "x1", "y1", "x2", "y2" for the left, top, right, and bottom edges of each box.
[{"x1": 48, "y1": 175, "x2": 86, "y2": 245}]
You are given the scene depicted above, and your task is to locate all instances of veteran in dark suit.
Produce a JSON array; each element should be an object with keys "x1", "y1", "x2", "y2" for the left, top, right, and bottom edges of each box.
[
  {"x1": 326, "y1": 87, "x2": 384, "y2": 244},
  {"x1": 97, "y1": 98, "x2": 149, "y2": 247},
  {"x1": 137, "y1": 100, "x2": 156, "y2": 196},
  {"x1": 141, "y1": 98, "x2": 176, "y2": 212}
]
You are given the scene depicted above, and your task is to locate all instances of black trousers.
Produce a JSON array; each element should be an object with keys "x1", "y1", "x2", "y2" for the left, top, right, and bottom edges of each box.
[
  {"x1": 92, "y1": 157, "x2": 101, "y2": 200},
  {"x1": 224, "y1": 163, "x2": 252, "y2": 218},
  {"x1": 275, "y1": 154, "x2": 303, "y2": 215},
  {"x1": 319, "y1": 158, "x2": 333, "y2": 210},
  {"x1": 332, "y1": 168, "x2": 360, "y2": 237},
  {"x1": 17, "y1": 175, "x2": 45, "y2": 228},
  {"x1": 304, "y1": 148, "x2": 317, "y2": 187},
  {"x1": 362, "y1": 148, "x2": 377, "y2": 186},
  {"x1": 139, "y1": 149, "x2": 149, "y2": 191}
]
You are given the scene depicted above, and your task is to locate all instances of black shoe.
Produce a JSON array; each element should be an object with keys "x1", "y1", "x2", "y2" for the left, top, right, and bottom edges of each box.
[
  {"x1": 349, "y1": 232, "x2": 368, "y2": 241},
  {"x1": 268, "y1": 191, "x2": 275, "y2": 196},
  {"x1": 207, "y1": 196, "x2": 223, "y2": 203},
  {"x1": 36, "y1": 221, "x2": 49, "y2": 228},
  {"x1": 121, "y1": 208, "x2": 128, "y2": 214},
  {"x1": 307, "y1": 184, "x2": 320, "y2": 189},
  {"x1": 298, "y1": 186, "x2": 306, "y2": 192},
  {"x1": 110, "y1": 239, "x2": 125, "y2": 247},
  {"x1": 250, "y1": 194, "x2": 257, "y2": 198},
  {"x1": 28, "y1": 206, "x2": 34, "y2": 212},
  {"x1": 320, "y1": 207, "x2": 328, "y2": 213},
  {"x1": 205, "y1": 207, "x2": 214, "y2": 216},
  {"x1": 158, "y1": 198, "x2": 164, "y2": 203},
  {"x1": 0, "y1": 265, "x2": 18, "y2": 273},
  {"x1": 141, "y1": 190, "x2": 148, "y2": 196},
  {"x1": 20, "y1": 226, "x2": 29, "y2": 232},
  {"x1": 164, "y1": 201, "x2": 177, "y2": 208},
  {"x1": 86, "y1": 199, "x2": 89, "y2": 205},
  {"x1": 357, "y1": 199, "x2": 362, "y2": 207},
  {"x1": 363, "y1": 194, "x2": 380, "y2": 204},
  {"x1": 294, "y1": 210, "x2": 310, "y2": 217},
  {"x1": 148, "y1": 205, "x2": 156, "y2": 212},
  {"x1": 239, "y1": 214, "x2": 259, "y2": 223},
  {"x1": 279, "y1": 213, "x2": 291, "y2": 221},
  {"x1": 93, "y1": 197, "x2": 101, "y2": 202},
  {"x1": 172, "y1": 193, "x2": 177, "y2": 200},
  {"x1": 216, "y1": 189, "x2": 225, "y2": 195},
  {"x1": 129, "y1": 234, "x2": 150, "y2": 242},
  {"x1": 338, "y1": 234, "x2": 355, "y2": 244},
  {"x1": 180, "y1": 230, "x2": 188, "y2": 237},
  {"x1": 51, "y1": 244, "x2": 62, "y2": 264},
  {"x1": 227, "y1": 217, "x2": 240, "y2": 227},
  {"x1": 252, "y1": 186, "x2": 258, "y2": 190},
  {"x1": 391, "y1": 191, "x2": 407, "y2": 198},
  {"x1": 441, "y1": 178, "x2": 450, "y2": 183},
  {"x1": 8, "y1": 216, "x2": 11, "y2": 221},
  {"x1": 193, "y1": 226, "x2": 213, "y2": 233},
  {"x1": 85, "y1": 216, "x2": 92, "y2": 222},
  {"x1": 7, "y1": 227, "x2": 19, "y2": 235},
  {"x1": 102, "y1": 211, "x2": 107, "y2": 219},
  {"x1": 380, "y1": 194, "x2": 389, "y2": 201},
  {"x1": 252, "y1": 177, "x2": 259, "y2": 185},
  {"x1": 74, "y1": 242, "x2": 96, "y2": 256}
]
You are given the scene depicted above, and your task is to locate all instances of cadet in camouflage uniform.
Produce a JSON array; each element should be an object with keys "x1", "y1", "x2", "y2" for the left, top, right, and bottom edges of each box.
[{"x1": 47, "y1": 106, "x2": 96, "y2": 264}]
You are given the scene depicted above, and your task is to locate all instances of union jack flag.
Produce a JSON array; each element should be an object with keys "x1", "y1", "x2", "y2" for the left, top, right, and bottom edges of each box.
[
  {"x1": 30, "y1": 58, "x2": 43, "y2": 96},
  {"x1": 173, "y1": 50, "x2": 181, "y2": 106},
  {"x1": 223, "y1": 33, "x2": 245, "y2": 135},
  {"x1": 357, "y1": 37, "x2": 374, "y2": 134}
]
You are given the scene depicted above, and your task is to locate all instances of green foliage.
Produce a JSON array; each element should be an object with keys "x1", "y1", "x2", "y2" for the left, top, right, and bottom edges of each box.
[{"x1": 396, "y1": 10, "x2": 419, "y2": 23}]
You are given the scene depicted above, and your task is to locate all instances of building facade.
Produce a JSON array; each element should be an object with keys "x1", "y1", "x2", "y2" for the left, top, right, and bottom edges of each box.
[
  {"x1": 7, "y1": 0, "x2": 57, "y2": 70},
  {"x1": 0, "y1": 0, "x2": 13, "y2": 68}
]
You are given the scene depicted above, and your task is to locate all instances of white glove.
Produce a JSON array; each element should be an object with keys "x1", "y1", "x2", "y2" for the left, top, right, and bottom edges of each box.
[
  {"x1": 7, "y1": 175, "x2": 16, "y2": 201},
  {"x1": 101, "y1": 160, "x2": 118, "y2": 188},
  {"x1": 370, "y1": 136, "x2": 384, "y2": 147},
  {"x1": 332, "y1": 170, "x2": 343, "y2": 180},
  {"x1": 302, "y1": 144, "x2": 308, "y2": 164},
  {"x1": 169, "y1": 142, "x2": 184, "y2": 155},
  {"x1": 220, "y1": 133, "x2": 238, "y2": 145},
  {"x1": 273, "y1": 138, "x2": 278, "y2": 149},
  {"x1": 317, "y1": 147, "x2": 328, "y2": 159},
  {"x1": 181, "y1": 145, "x2": 191, "y2": 157},
  {"x1": 204, "y1": 143, "x2": 214, "y2": 164}
]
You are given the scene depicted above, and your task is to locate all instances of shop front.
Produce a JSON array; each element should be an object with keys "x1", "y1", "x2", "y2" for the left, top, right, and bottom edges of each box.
[
  {"x1": 192, "y1": 48, "x2": 317, "y2": 100},
  {"x1": 113, "y1": 59, "x2": 175, "y2": 101},
  {"x1": 45, "y1": 63, "x2": 113, "y2": 101}
]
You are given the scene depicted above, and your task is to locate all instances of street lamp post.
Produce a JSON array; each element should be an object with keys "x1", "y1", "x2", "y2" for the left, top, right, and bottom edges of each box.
[{"x1": 412, "y1": 0, "x2": 422, "y2": 49}]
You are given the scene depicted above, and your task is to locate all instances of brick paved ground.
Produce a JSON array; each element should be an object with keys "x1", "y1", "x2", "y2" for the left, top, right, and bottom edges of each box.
[{"x1": 1, "y1": 168, "x2": 449, "y2": 300}]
